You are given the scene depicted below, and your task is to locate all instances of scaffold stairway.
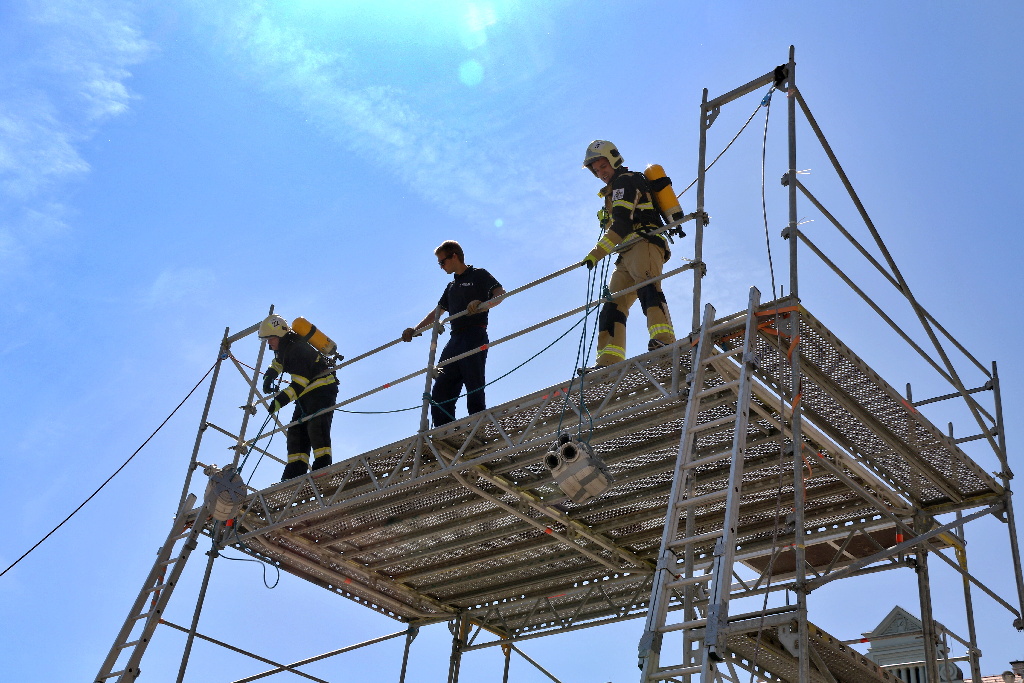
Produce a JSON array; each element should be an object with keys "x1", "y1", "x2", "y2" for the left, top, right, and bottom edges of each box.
[
  {"x1": 95, "y1": 494, "x2": 204, "y2": 683},
  {"x1": 638, "y1": 288, "x2": 763, "y2": 683}
]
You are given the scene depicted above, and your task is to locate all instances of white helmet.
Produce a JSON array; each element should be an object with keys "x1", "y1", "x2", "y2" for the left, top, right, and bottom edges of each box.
[
  {"x1": 258, "y1": 314, "x2": 290, "y2": 339},
  {"x1": 583, "y1": 140, "x2": 623, "y2": 170}
]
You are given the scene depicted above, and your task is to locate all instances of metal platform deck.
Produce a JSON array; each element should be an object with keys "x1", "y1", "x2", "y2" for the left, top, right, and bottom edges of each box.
[{"x1": 217, "y1": 299, "x2": 1002, "y2": 642}]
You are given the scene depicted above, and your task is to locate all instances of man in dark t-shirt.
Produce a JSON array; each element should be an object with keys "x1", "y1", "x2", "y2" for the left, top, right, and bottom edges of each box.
[{"x1": 402, "y1": 240, "x2": 505, "y2": 427}]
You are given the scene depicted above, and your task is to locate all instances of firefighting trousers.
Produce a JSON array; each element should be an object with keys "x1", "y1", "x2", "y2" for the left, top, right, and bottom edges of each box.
[
  {"x1": 431, "y1": 327, "x2": 488, "y2": 427},
  {"x1": 596, "y1": 241, "x2": 675, "y2": 367},
  {"x1": 285, "y1": 383, "x2": 339, "y2": 464}
]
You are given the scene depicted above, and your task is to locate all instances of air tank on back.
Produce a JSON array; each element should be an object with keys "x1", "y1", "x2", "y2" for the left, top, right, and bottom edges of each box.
[
  {"x1": 644, "y1": 164, "x2": 684, "y2": 224},
  {"x1": 291, "y1": 317, "x2": 338, "y2": 357}
]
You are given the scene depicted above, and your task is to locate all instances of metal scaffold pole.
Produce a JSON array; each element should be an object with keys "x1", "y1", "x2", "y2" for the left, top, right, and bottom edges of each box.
[
  {"x1": 914, "y1": 513, "x2": 941, "y2": 683},
  {"x1": 784, "y1": 44, "x2": 811, "y2": 683},
  {"x1": 418, "y1": 306, "x2": 444, "y2": 436},
  {"x1": 693, "y1": 88, "x2": 710, "y2": 334},
  {"x1": 992, "y1": 361, "x2": 1024, "y2": 628},
  {"x1": 397, "y1": 626, "x2": 418, "y2": 683},
  {"x1": 175, "y1": 523, "x2": 225, "y2": 683}
]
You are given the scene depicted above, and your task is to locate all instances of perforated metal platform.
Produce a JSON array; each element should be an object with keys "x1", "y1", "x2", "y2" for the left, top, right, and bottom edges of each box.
[{"x1": 216, "y1": 299, "x2": 1002, "y2": 641}]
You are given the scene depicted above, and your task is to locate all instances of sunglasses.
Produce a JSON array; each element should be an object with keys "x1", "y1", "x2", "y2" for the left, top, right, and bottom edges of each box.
[{"x1": 438, "y1": 254, "x2": 455, "y2": 266}]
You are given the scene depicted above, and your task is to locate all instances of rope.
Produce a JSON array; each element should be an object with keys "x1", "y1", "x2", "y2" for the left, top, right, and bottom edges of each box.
[
  {"x1": 239, "y1": 412, "x2": 277, "y2": 486},
  {"x1": 556, "y1": 255, "x2": 608, "y2": 442},
  {"x1": 0, "y1": 362, "x2": 217, "y2": 579},
  {"x1": 761, "y1": 86, "x2": 778, "y2": 299},
  {"x1": 676, "y1": 89, "x2": 773, "y2": 199}
]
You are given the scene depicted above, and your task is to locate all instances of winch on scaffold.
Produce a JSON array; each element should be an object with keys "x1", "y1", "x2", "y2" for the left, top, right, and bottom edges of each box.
[{"x1": 544, "y1": 433, "x2": 612, "y2": 504}]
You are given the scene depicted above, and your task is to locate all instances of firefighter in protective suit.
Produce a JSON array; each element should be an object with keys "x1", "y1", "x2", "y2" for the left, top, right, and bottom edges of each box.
[
  {"x1": 258, "y1": 315, "x2": 339, "y2": 481},
  {"x1": 581, "y1": 140, "x2": 675, "y2": 368}
]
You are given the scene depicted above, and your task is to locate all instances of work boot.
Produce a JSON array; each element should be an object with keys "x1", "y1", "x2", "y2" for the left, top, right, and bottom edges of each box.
[
  {"x1": 281, "y1": 461, "x2": 309, "y2": 481},
  {"x1": 648, "y1": 338, "x2": 670, "y2": 352},
  {"x1": 311, "y1": 455, "x2": 333, "y2": 471}
]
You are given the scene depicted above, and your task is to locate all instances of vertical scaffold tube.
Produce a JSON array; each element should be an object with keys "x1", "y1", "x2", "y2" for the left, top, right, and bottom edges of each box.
[
  {"x1": 398, "y1": 626, "x2": 418, "y2": 683},
  {"x1": 992, "y1": 361, "x2": 1024, "y2": 628},
  {"x1": 447, "y1": 614, "x2": 466, "y2": 683},
  {"x1": 693, "y1": 88, "x2": 710, "y2": 334},
  {"x1": 785, "y1": 44, "x2": 811, "y2": 683},
  {"x1": 175, "y1": 522, "x2": 223, "y2": 683},
  {"x1": 914, "y1": 513, "x2": 941, "y2": 683},
  {"x1": 232, "y1": 305, "x2": 274, "y2": 470},
  {"x1": 419, "y1": 306, "x2": 444, "y2": 436}
]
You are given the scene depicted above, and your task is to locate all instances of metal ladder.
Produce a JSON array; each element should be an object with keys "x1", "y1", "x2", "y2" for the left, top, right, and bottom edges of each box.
[
  {"x1": 95, "y1": 494, "x2": 206, "y2": 682},
  {"x1": 639, "y1": 288, "x2": 762, "y2": 683}
]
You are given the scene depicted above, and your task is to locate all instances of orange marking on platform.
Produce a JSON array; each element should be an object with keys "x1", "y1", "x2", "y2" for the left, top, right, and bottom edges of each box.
[
  {"x1": 895, "y1": 533, "x2": 904, "y2": 543},
  {"x1": 544, "y1": 527, "x2": 553, "y2": 534},
  {"x1": 344, "y1": 578, "x2": 352, "y2": 584},
  {"x1": 900, "y1": 399, "x2": 917, "y2": 414},
  {"x1": 548, "y1": 593, "x2": 566, "y2": 599},
  {"x1": 226, "y1": 519, "x2": 235, "y2": 527},
  {"x1": 480, "y1": 344, "x2": 489, "y2": 350},
  {"x1": 756, "y1": 306, "x2": 800, "y2": 317}
]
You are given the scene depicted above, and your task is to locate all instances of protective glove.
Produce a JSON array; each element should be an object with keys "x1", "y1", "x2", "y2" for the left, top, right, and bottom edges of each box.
[
  {"x1": 467, "y1": 300, "x2": 483, "y2": 314},
  {"x1": 401, "y1": 327, "x2": 416, "y2": 343},
  {"x1": 262, "y1": 368, "x2": 279, "y2": 394},
  {"x1": 267, "y1": 398, "x2": 282, "y2": 414},
  {"x1": 582, "y1": 253, "x2": 598, "y2": 270}
]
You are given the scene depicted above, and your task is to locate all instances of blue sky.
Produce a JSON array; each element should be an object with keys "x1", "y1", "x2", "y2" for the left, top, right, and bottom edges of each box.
[{"x1": 2, "y1": 1, "x2": 1023, "y2": 680}]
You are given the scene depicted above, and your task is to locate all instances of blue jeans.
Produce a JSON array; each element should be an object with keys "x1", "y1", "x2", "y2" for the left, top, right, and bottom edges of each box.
[{"x1": 431, "y1": 327, "x2": 488, "y2": 427}]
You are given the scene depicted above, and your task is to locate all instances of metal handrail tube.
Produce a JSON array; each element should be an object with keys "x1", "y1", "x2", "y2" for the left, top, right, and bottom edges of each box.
[
  {"x1": 336, "y1": 216, "x2": 695, "y2": 371},
  {"x1": 794, "y1": 178, "x2": 990, "y2": 377},
  {"x1": 794, "y1": 87, "x2": 1000, "y2": 462},
  {"x1": 243, "y1": 262, "x2": 696, "y2": 447},
  {"x1": 430, "y1": 262, "x2": 697, "y2": 372},
  {"x1": 795, "y1": 229, "x2": 997, "y2": 427}
]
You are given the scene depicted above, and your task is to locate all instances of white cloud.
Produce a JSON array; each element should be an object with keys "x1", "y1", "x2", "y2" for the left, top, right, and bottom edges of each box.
[
  {"x1": 196, "y1": 1, "x2": 586, "y2": 239},
  {"x1": 145, "y1": 266, "x2": 218, "y2": 308},
  {"x1": 0, "y1": 0, "x2": 152, "y2": 276}
]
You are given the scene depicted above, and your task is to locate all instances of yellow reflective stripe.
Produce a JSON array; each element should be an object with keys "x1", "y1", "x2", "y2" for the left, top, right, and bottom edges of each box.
[
  {"x1": 637, "y1": 201, "x2": 655, "y2": 211},
  {"x1": 600, "y1": 344, "x2": 626, "y2": 360},
  {"x1": 313, "y1": 447, "x2": 332, "y2": 458},
  {"x1": 649, "y1": 324, "x2": 674, "y2": 336},
  {"x1": 284, "y1": 385, "x2": 299, "y2": 401},
  {"x1": 299, "y1": 374, "x2": 337, "y2": 398},
  {"x1": 291, "y1": 374, "x2": 310, "y2": 388},
  {"x1": 270, "y1": 360, "x2": 283, "y2": 373},
  {"x1": 596, "y1": 236, "x2": 616, "y2": 253},
  {"x1": 287, "y1": 452, "x2": 310, "y2": 463},
  {"x1": 612, "y1": 199, "x2": 635, "y2": 210}
]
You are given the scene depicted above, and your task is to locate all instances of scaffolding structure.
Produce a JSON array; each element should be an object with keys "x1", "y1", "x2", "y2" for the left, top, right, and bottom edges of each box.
[{"x1": 96, "y1": 47, "x2": 1024, "y2": 683}]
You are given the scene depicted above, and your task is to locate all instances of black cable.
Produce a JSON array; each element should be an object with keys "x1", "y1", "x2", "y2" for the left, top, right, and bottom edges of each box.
[
  {"x1": 0, "y1": 362, "x2": 217, "y2": 579},
  {"x1": 219, "y1": 550, "x2": 281, "y2": 589},
  {"x1": 761, "y1": 87, "x2": 778, "y2": 299},
  {"x1": 676, "y1": 95, "x2": 769, "y2": 199}
]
